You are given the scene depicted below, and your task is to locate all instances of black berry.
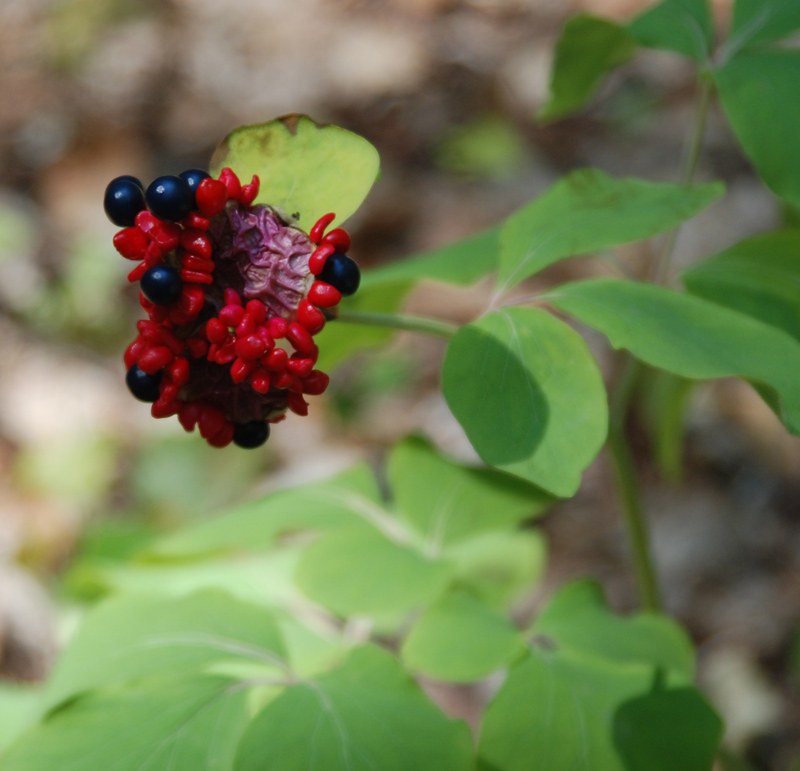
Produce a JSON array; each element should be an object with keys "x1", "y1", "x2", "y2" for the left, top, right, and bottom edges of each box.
[
  {"x1": 145, "y1": 175, "x2": 193, "y2": 222},
  {"x1": 104, "y1": 176, "x2": 146, "y2": 227},
  {"x1": 319, "y1": 253, "x2": 360, "y2": 297},
  {"x1": 126, "y1": 365, "x2": 162, "y2": 402},
  {"x1": 140, "y1": 265, "x2": 182, "y2": 306},
  {"x1": 233, "y1": 420, "x2": 270, "y2": 448},
  {"x1": 179, "y1": 169, "x2": 210, "y2": 206}
]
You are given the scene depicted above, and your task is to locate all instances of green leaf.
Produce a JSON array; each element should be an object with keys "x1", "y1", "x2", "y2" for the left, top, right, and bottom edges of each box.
[
  {"x1": 497, "y1": 169, "x2": 724, "y2": 291},
  {"x1": 532, "y1": 580, "x2": 694, "y2": 677},
  {"x1": 144, "y1": 463, "x2": 381, "y2": 561},
  {"x1": 441, "y1": 307, "x2": 608, "y2": 497},
  {"x1": 0, "y1": 685, "x2": 42, "y2": 754},
  {"x1": 613, "y1": 678, "x2": 724, "y2": 771},
  {"x1": 295, "y1": 527, "x2": 453, "y2": 617},
  {"x1": 729, "y1": 0, "x2": 800, "y2": 48},
  {"x1": 209, "y1": 114, "x2": 380, "y2": 229},
  {"x1": 715, "y1": 50, "x2": 800, "y2": 209},
  {"x1": 3, "y1": 676, "x2": 249, "y2": 771},
  {"x1": 682, "y1": 229, "x2": 800, "y2": 342},
  {"x1": 401, "y1": 592, "x2": 525, "y2": 682},
  {"x1": 388, "y1": 436, "x2": 552, "y2": 548},
  {"x1": 628, "y1": 0, "x2": 713, "y2": 61},
  {"x1": 361, "y1": 227, "x2": 500, "y2": 289},
  {"x1": 540, "y1": 14, "x2": 636, "y2": 122},
  {"x1": 447, "y1": 530, "x2": 547, "y2": 610},
  {"x1": 235, "y1": 645, "x2": 474, "y2": 771},
  {"x1": 478, "y1": 581, "x2": 704, "y2": 771},
  {"x1": 44, "y1": 590, "x2": 286, "y2": 709},
  {"x1": 314, "y1": 280, "x2": 412, "y2": 372},
  {"x1": 548, "y1": 278, "x2": 800, "y2": 434}
]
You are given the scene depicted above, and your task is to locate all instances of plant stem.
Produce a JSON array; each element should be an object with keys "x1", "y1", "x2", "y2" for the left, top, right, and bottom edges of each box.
[
  {"x1": 336, "y1": 309, "x2": 458, "y2": 339},
  {"x1": 608, "y1": 357, "x2": 663, "y2": 612},
  {"x1": 652, "y1": 74, "x2": 714, "y2": 285}
]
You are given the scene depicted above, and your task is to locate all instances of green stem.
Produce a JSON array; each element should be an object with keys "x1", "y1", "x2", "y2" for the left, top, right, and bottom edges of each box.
[
  {"x1": 608, "y1": 358, "x2": 663, "y2": 612},
  {"x1": 336, "y1": 309, "x2": 458, "y2": 339}
]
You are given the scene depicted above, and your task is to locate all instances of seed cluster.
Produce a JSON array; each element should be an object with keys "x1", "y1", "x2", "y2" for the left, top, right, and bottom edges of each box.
[{"x1": 105, "y1": 167, "x2": 360, "y2": 448}]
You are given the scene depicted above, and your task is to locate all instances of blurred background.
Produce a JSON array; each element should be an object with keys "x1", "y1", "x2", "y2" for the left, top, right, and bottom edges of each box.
[{"x1": 0, "y1": 0, "x2": 798, "y2": 767}]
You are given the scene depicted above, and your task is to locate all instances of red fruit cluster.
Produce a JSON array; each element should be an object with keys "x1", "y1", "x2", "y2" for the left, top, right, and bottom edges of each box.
[{"x1": 114, "y1": 166, "x2": 351, "y2": 448}]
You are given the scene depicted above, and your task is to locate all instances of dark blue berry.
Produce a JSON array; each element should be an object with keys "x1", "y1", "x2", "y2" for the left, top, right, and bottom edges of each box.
[
  {"x1": 319, "y1": 253, "x2": 360, "y2": 297},
  {"x1": 104, "y1": 176, "x2": 146, "y2": 227},
  {"x1": 140, "y1": 265, "x2": 182, "y2": 306},
  {"x1": 179, "y1": 169, "x2": 210, "y2": 206},
  {"x1": 233, "y1": 420, "x2": 270, "y2": 448},
  {"x1": 145, "y1": 175, "x2": 193, "y2": 222},
  {"x1": 126, "y1": 365, "x2": 162, "y2": 402}
]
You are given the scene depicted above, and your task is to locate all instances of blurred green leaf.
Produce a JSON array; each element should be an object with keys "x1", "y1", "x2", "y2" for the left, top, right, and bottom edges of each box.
[
  {"x1": 44, "y1": 590, "x2": 286, "y2": 709},
  {"x1": 295, "y1": 527, "x2": 453, "y2": 617},
  {"x1": 628, "y1": 0, "x2": 713, "y2": 61},
  {"x1": 401, "y1": 592, "x2": 525, "y2": 682},
  {"x1": 361, "y1": 227, "x2": 499, "y2": 289},
  {"x1": 549, "y1": 278, "x2": 800, "y2": 434},
  {"x1": 0, "y1": 685, "x2": 42, "y2": 754},
  {"x1": 3, "y1": 676, "x2": 249, "y2": 771},
  {"x1": 388, "y1": 436, "x2": 552, "y2": 548},
  {"x1": 497, "y1": 169, "x2": 723, "y2": 291},
  {"x1": 435, "y1": 114, "x2": 528, "y2": 179},
  {"x1": 442, "y1": 307, "x2": 608, "y2": 497},
  {"x1": 143, "y1": 463, "x2": 381, "y2": 561},
  {"x1": 235, "y1": 645, "x2": 474, "y2": 771},
  {"x1": 682, "y1": 229, "x2": 800, "y2": 342},
  {"x1": 728, "y1": 0, "x2": 800, "y2": 49},
  {"x1": 314, "y1": 280, "x2": 412, "y2": 372},
  {"x1": 715, "y1": 50, "x2": 800, "y2": 210},
  {"x1": 613, "y1": 677, "x2": 723, "y2": 771},
  {"x1": 540, "y1": 14, "x2": 636, "y2": 122},
  {"x1": 210, "y1": 115, "x2": 379, "y2": 229}
]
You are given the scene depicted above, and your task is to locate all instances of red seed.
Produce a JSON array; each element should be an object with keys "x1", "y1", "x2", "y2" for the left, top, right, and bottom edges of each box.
[
  {"x1": 234, "y1": 334, "x2": 266, "y2": 361},
  {"x1": 178, "y1": 285, "x2": 206, "y2": 316},
  {"x1": 308, "y1": 243, "x2": 335, "y2": 275},
  {"x1": 205, "y1": 318, "x2": 228, "y2": 344},
  {"x1": 267, "y1": 316, "x2": 289, "y2": 339},
  {"x1": 246, "y1": 299, "x2": 267, "y2": 325},
  {"x1": 180, "y1": 228, "x2": 212, "y2": 260},
  {"x1": 149, "y1": 305, "x2": 169, "y2": 322},
  {"x1": 288, "y1": 377, "x2": 304, "y2": 393},
  {"x1": 287, "y1": 356, "x2": 314, "y2": 377},
  {"x1": 250, "y1": 368, "x2": 271, "y2": 393},
  {"x1": 263, "y1": 348, "x2": 288, "y2": 371},
  {"x1": 180, "y1": 254, "x2": 215, "y2": 273},
  {"x1": 113, "y1": 227, "x2": 149, "y2": 260},
  {"x1": 219, "y1": 304, "x2": 246, "y2": 327},
  {"x1": 160, "y1": 381, "x2": 179, "y2": 402},
  {"x1": 128, "y1": 262, "x2": 148, "y2": 282},
  {"x1": 309, "y1": 212, "x2": 336, "y2": 244},
  {"x1": 321, "y1": 228, "x2": 351, "y2": 252},
  {"x1": 236, "y1": 313, "x2": 256, "y2": 338},
  {"x1": 138, "y1": 346, "x2": 174, "y2": 374},
  {"x1": 215, "y1": 338, "x2": 237, "y2": 365},
  {"x1": 135, "y1": 210, "x2": 159, "y2": 235},
  {"x1": 198, "y1": 406, "x2": 227, "y2": 439},
  {"x1": 302, "y1": 370, "x2": 330, "y2": 395},
  {"x1": 219, "y1": 167, "x2": 242, "y2": 200},
  {"x1": 151, "y1": 398, "x2": 179, "y2": 419},
  {"x1": 273, "y1": 370, "x2": 293, "y2": 389},
  {"x1": 286, "y1": 322, "x2": 315, "y2": 354},
  {"x1": 224, "y1": 288, "x2": 242, "y2": 306},
  {"x1": 137, "y1": 319, "x2": 163, "y2": 343},
  {"x1": 207, "y1": 343, "x2": 219, "y2": 361},
  {"x1": 145, "y1": 242, "x2": 162, "y2": 262},
  {"x1": 287, "y1": 392, "x2": 309, "y2": 416},
  {"x1": 160, "y1": 327, "x2": 186, "y2": 355},
  {"x1": 256, "y1": 326, "x2": 274, "y2": 350},
  {"x1": 308, "y1": 281, "x2": 341, "y2": 308},
  {"x1": 239, "y1": 175, "x2": 260, "y2": 206},
  {"x1": 207, "y1": 422, "x2": 234, "y2": 448},
  {"x1": 297, "y1": 300, "x2": 326, "y2": 334},
  {"x1": 151, "y1": 221, "x2": 181, "y2": 253},
  {"x1": 181, "y1": 212, "x2": 211, "y2": 231},
  {"x1": 178, "y1": 401, "x2": 202, "y2": 432},
  {"x1": 186, "y1": 336, "x2": 208, "y2": 358},
  {"x1": 307, "y1": 343, "x2": 319, "y2": 363},
  {"x1": 196, "y1": 178, "x2": 228, "y2": 218},
  {"x1": 231, "y1": 357, "x2": 256, "y2": 383},
  {"x1": 124, "y1": 337, "x2": 146, "y2": 368},
  {"x1": 180, "y1": 269, "x2": 213, "y2": 285},
  {"x1": 169, "y1": 357, "x2": 190, "y2": 387},
  {"x1": 169, "y1": 308, "x2": 190, "y2": 325}
]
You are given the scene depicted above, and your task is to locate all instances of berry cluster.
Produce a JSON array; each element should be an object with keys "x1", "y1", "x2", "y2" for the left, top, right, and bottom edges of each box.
[{"x1": 105, "y1": 168, "x2": 360, "y2": 448}]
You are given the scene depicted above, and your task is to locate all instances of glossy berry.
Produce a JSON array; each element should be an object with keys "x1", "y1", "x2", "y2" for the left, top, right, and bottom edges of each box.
[
  {"x1": 233, "y1": 420, "x2": 270, "y2": 448},
  {"x1": 140, "y1": 265, "x2": 182, "y2": 306},
  {"x1": 179, "y1": 169, "x2": 210, "y2": 205},
  {"x1": 145, "y1": 175, "x2": 194, "y2": 222},
  {"x1": 318, "y1": 253, "x2": 360, "y2": 297},
  {"x1": 104, "y1": 176, "x2": 146, "y2": 227},
  {"x1": 126, "y1": 364, "x2": 162, "y2": 402}
]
